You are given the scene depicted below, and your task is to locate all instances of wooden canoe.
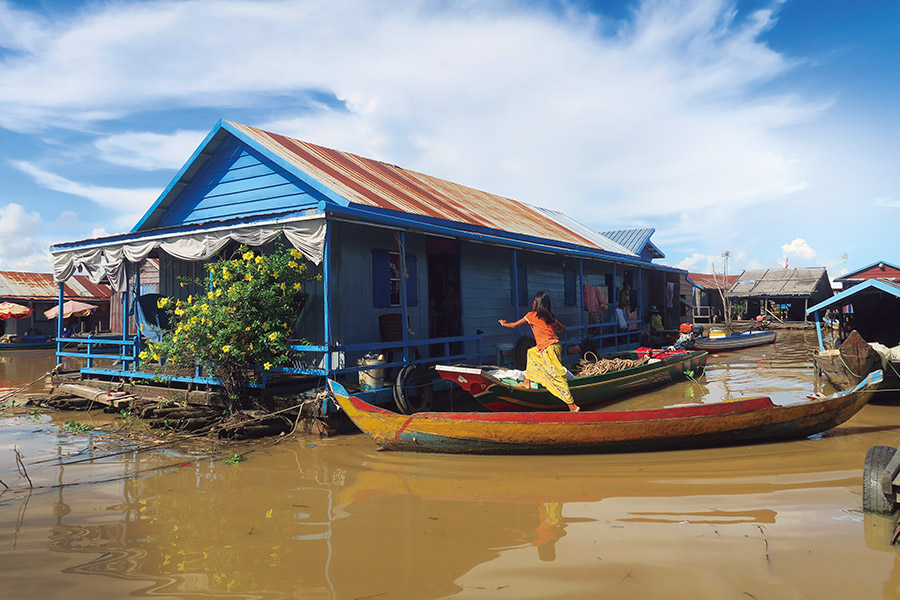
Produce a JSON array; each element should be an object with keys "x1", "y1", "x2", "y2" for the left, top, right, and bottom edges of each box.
[
  {"x1": 435, "y1": 349, "x2": 708, "y2": 411},
  {"x1": 327, "y1": 370, "x2": 882, "y2": 454},
  {"x1": 687, "y1": 330, "x2": 776, "y2": 352}
]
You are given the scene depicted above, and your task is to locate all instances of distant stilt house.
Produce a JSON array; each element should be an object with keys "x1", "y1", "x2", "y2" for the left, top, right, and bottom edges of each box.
[
  {"x1": 808, "y1": 259, "x2": 900, "y2": 350},
  {"x1": 833, "y1": 261, "x2": 900, "y2": 291},
  {"x1": 729, "y1": 268, "x2": 833, "y2": 322},
  {"x1": 688, "y1": 273, "x2": 739, "y2": 323},
  {"x1": 49, "y1": 120, "x2": 687, "y2": 406},
  {"x1": 0, "y1": 271, "x2": 110, "y2": 337}
]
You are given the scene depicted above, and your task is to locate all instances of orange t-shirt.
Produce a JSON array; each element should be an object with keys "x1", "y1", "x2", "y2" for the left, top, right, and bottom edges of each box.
[{"x1": 525, "y1": 311, "x2": 559, "y2": 350}]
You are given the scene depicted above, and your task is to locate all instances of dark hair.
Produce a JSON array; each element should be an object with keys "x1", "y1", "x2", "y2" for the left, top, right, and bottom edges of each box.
[{"x1": 532, "y1": 291, "x2": 555, "y2": 325}]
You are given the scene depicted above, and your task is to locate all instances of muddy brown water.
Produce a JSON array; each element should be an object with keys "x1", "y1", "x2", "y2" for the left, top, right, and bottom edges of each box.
[{"x1": 3, "y1": 331, "x2": 900, "y2": 599}]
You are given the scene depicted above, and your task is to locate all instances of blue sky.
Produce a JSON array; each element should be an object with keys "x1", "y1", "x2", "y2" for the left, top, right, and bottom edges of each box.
[{"x1": 1, "y1": 0, "x2": 897, "y2": 278}]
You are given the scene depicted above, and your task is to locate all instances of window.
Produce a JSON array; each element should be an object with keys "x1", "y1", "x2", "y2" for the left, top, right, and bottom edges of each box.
[{"x1": 373, "y1": 249, "x2": 418, "y2": 308}]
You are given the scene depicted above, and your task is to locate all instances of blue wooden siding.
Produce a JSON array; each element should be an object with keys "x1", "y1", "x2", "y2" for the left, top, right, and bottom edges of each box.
[
  {"x1": 327, "y1": 222, "x2": 428, "y2": 369},
  {"x1": 156, "y1": 136, "x2": 323, "y2": 229}
]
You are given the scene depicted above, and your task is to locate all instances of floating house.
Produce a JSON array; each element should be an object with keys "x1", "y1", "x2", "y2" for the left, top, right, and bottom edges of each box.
[
  {"x1": 729, "y1": 268, "x2": 833, "y2": 322},
  {"x1": 0, "y1": 271, "x2": 110, "y2": 338},
  {"x1": 833, "y1": 261, "x2": 900, "y2": 291},
  {"x1": 806, "y1": 277, "x2": 900, "y2": 389},
  {"x1": 49, "y1": 120, "x2": 687, "y2": 407}
]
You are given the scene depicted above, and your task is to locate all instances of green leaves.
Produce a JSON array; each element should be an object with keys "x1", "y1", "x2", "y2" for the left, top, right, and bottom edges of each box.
[{"x1": 145, "y1": 242, "x2": 318, "y2": 407}]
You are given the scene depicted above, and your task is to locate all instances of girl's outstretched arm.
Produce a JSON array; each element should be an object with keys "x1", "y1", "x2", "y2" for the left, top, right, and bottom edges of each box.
[{"x1": 499, "y1": 316, "x2": 528, "y2": 328}]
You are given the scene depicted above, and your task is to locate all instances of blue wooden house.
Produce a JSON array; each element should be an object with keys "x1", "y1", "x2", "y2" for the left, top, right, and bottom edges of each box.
[{"x1": 49, "y1": 120, "x2": 687, "y2": 407}]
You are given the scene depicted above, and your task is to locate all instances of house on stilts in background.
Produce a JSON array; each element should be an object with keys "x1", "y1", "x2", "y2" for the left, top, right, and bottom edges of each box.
[
  {"x1": 49, "y1": 120, "x2": 688, "y2": 412},
  {"x1": 729, "y1": 268, "x2": 833, "y2": 323}
]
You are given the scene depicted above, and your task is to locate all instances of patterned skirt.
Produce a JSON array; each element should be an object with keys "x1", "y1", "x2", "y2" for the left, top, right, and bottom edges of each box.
[{"x1": 525, "y1": 342, "x2": 574, "y2": 405}]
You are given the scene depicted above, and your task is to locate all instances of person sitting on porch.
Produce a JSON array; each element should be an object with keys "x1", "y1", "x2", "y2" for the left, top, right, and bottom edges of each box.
[
  {"x1": 499, "y1": 291, "x2": 579, "y2": 412},
  {"x1": 645, "y1": 305, "x2": 666, "y2": 348}
]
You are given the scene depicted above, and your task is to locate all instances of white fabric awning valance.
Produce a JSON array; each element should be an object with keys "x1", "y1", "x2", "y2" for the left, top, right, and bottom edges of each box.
[{"x1": 52, "y1": 217, "x2": 326, "y2": 292}]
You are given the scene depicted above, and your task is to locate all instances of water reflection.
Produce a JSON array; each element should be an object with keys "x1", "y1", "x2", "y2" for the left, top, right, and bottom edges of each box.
[{"x1": 1, "y1": 331, "x2": 900, "y2": 599}]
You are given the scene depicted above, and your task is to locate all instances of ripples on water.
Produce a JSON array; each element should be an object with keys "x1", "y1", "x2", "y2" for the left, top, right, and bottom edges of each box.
[{"x1": 3, "y1": 331, "x2": 900, "y2": 599}]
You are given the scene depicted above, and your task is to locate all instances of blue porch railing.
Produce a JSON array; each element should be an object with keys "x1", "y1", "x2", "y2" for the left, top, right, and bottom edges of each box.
[{"x1": 56, "y1": 331, "x2": 485, "y2": 412}]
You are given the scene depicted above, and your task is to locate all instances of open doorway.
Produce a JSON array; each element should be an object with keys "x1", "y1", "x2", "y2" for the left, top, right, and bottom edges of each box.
[{"x1": 427, "y1": 238, "x2": 461, "y2": 357}]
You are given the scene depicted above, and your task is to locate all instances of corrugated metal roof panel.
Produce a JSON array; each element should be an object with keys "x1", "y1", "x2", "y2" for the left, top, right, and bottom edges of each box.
[
  {"x1": 730, "y1": 268, "x2": 829, "y2": 297},
  {"x1": 600, "y1": 228, "x2": 654, "y2": 255},
  {"x1": 229, "y1": 122, "x2": 618, "y2": 254},
  {"x1": 526, "y1": 205, "x2": 636, "y2": 256},
  {"x1": 0, "y1": 271, "x2": 111, "y2": 301},
  {"x1": 688, "y1": 273, "x2": 739, "y2": 290}
]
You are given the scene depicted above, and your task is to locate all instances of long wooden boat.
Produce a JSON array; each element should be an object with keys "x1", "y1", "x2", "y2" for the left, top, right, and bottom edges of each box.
[
  {"x1": 0, "y1": 338, "x2": 56, "y2": 351},
  {"x1": 686, "y1": 330, "x2": 776, "y2": 352},
  {"x1": 435, "y1": 349, "x2": 708, "y2": 411},
  {"x1": 327, "y1": 370, "x2": 882, "y2": 454}
]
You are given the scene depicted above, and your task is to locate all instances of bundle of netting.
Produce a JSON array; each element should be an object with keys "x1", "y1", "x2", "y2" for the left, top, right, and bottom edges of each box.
[{"x1": 574, "y1": 352, "x2": 650, "y2": 377}]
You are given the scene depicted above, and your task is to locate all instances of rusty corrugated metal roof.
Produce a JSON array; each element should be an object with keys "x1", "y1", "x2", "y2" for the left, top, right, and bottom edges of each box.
[
  {"x1": 229, "y1": 122, "x2": 625, "y2": 255},
  {"x1": 689, "y1": 273, "x2": 739, "y2": 290},
  {"x1": 0, "y1": 271, "x2": 111, "y2": 302}
]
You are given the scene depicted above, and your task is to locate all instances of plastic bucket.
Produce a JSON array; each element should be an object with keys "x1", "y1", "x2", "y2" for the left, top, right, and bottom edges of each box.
[
  {"x1": 357, "y1": 357, "x2": 385, "y2": 391},
  {"x1": 496, "y1": 343, "x2": 515, "y2": 367}
]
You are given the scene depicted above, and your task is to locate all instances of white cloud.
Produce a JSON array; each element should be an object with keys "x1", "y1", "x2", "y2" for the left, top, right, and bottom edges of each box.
[
  {"x1": 10, "y1": 160, "x2": 157, "y2": 215},
  {"x1": 676, "y1": 252, "x2": 712, "y2": 272},
  {"x1": 94, "y1": 129, "x2": 207, "y2": 170},
  {"x1": 875, "y1": 197, "x2": 900, "y2": 208},
  {"x1": 781, "y1": 237, "x2": 816, "y2": 265},
  {"x1": 0, "y1": 202, "x2": 41, "y2": 237},
  {"x1": 0, "y1": 0, "x2": 824, "y2": 223}
]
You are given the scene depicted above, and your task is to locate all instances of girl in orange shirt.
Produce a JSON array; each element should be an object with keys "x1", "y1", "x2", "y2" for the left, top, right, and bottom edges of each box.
[{"x1": 499, "y1": 291, "x2": 579, "y2": 412}]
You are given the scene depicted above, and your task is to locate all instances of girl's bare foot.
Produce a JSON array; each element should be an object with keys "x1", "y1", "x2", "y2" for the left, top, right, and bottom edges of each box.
[{"x1": 567, "y1": 403, "x2": 580, "y2": 412}]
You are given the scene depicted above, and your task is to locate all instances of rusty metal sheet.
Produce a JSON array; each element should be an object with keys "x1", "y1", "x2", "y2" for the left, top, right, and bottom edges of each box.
[
  {"x1": 0, "y1": 271, "x2": 110, "y2": 301},
  {"x1": 231, "y1": 122, "x2": 622, "y2": 254},
  {"x1": 689, "y1": 273, "x2": 739, "y2": 290}
]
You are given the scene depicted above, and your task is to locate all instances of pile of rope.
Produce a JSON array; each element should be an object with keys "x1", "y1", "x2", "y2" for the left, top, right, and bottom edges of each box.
[{"x1": 574, "y1": 352, "x2": 650, "y2": 377}]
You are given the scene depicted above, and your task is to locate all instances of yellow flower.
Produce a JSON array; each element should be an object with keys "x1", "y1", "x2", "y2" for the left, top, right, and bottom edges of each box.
[
  {"x1": 157, "y1": 297, "x2": 169, "y2": 308},
  {"x1": 245, "y1": 273, "x2": 253, "y2": 281},
  {"x1": 255, "y1": 255, "x2": 264, "y2": 264},
  {"x1": 290, "y1": 248, "x2": 302, "y2": 258},
  {"x1": 201, "y1": 304, "x2": 209, "y2": 312},
  {"x1": 268, "y1": 332, "x2": 278, "y2": 340},
  {"x1": 288, "y1": 261, "x2": 297, "y2": 268},
  {"x1": 222, "y1": 345, "x2": 231, "y2": 353},
  {"x1": 180, "y1": 282, "x2": 185, "y2": 288},
  {"x1": 187, "y1": 295, "x2": 193, "y2": 304},
  {"x1": 293, "y1": 283, "x2": 301, "y2": 290},
  {"x1": 139, "y1": 350, "x2": 148, "y2": 359},
  {"x1": 223, "y1": 270, "x2": 231, "y2": 280},
  {"x1": 243, "y1": 251, "x2": 254, "y2": 261},
  {"x1": 263, "y1": 362, "x2": 272, "y2": 370},
  {"x1": 153, "y1": 353, "x2": 161, "y2": 361},
  {"x1": 207, "y1": 292, "x2": 215, "y2": 300}
]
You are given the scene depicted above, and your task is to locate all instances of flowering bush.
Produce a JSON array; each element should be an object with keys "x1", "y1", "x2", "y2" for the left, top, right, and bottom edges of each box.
[{"x1": 143, "y1": 243, "x2": 319, "y2": 407}]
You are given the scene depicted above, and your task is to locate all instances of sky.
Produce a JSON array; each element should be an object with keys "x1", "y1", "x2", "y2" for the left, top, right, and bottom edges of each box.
[{"x1": 1, "y1": 0, "x2": 898, "y2": 280}]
